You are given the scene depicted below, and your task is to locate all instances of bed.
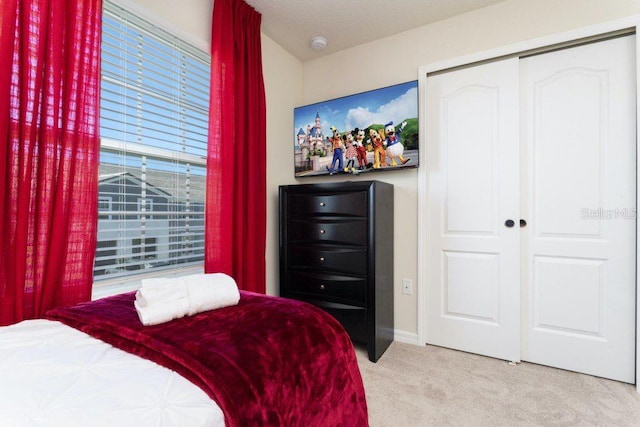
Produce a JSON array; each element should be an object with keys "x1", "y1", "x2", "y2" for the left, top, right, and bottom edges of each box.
[{"x1": 0, "y1": 291, "x2": 368, "y2": 426}]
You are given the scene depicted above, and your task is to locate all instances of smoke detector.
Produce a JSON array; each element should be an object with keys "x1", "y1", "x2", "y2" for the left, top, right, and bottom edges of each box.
[{"x1": 310, "y1": 36, "x2": 328, "y2": 51}]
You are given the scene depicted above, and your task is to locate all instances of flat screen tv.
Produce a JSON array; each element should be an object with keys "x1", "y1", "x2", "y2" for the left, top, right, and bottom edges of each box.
[{"x1": 293, "y1": 80, "x2": 418, "y2": 178}]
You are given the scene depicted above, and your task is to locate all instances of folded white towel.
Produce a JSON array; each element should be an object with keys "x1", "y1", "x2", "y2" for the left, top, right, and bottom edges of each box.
[
  {"x1": 134, "y1": 273, "x2": 240, "y2": 325},
  {"x1": 136, "y1": 278, "x2": 188, "y2": 307},
  {"x1": 134, "y1": 296, "x2": 190, "y2": 326},
  {"x1": 183, "y1": 273, "x2": 240, "y2": 316}
]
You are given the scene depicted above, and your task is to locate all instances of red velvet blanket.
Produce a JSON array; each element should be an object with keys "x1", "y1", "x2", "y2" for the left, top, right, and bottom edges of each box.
[{"x1": 46, "y1": 291, "x2": 368, "y2": 427}]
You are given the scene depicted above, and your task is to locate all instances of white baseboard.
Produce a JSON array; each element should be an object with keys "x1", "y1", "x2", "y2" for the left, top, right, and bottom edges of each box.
[{"x1": 394, "y1": 329, "x2": 419, "y2": 346}]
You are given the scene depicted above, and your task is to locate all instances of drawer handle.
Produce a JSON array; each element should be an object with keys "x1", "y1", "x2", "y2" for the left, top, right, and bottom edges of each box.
[
  {"x1": 320, "y1": 284, "x2": 326, "y2": 291},
  {"x1": 320, "y1": 229, "x2": 325, "y2": 234},
  {"x1": 319, "y1": 257, "x2": 325, "y2": 262},
  {"x1": 320, "y1": 202, "x2": 326, "y2": 207}
]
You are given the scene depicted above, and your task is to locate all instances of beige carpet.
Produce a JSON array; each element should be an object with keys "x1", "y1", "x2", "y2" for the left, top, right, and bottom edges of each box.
[{"x1": 355, "y1": 342, "x2": 640, "y2": 426}]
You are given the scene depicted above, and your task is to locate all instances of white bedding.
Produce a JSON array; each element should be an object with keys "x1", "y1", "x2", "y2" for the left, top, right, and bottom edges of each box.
[{"x1": 0, "y1": 319, "x2": 225, "y2": 427}]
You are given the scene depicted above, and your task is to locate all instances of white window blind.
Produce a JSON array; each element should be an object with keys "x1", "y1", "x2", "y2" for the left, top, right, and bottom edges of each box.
[{"x1": 95, "y1": 1, "x2": 210, "y2": 281}]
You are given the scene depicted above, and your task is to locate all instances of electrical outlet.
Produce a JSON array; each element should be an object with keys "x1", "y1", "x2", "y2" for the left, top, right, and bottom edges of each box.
[{"x1": 402, "y1": 278, "x2": 413, "y2": 295}]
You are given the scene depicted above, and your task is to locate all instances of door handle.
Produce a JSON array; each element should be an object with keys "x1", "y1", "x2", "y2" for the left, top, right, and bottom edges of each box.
[
  {"x1": 505, "y1": 219, "x2": 515, "y2": 228},
  {"x1": 520, "y1": 219, "x2": 527, "y2": 227}
]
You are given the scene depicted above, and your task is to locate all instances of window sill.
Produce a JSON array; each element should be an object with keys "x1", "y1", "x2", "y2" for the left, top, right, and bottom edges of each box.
[{"x1": 91, "y1": 265, "x2": 205, "y2": 300}]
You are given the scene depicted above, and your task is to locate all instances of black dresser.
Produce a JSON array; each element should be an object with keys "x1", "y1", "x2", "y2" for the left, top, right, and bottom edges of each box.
[{"x1": 279, "y1": 180, "x2": 393, "y2": 362}]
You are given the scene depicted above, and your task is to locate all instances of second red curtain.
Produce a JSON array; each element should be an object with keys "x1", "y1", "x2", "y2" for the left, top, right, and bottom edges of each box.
[{"x1": 205, "y1": 0, "x2": 266, "y2": 293}]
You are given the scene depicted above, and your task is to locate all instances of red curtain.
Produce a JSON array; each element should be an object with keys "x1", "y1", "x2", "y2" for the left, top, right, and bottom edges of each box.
[
  {"x1": 205, "y1": 0, "x2": 266, "y2": 293},
  {"x1": 0, "y1": 0, "x2": 102, "y2": 326}
]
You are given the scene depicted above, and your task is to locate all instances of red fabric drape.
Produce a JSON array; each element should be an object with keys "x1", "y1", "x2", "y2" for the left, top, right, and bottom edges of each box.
[
  {"x1": 206, "y1": 0, "x2": 266, "y2": 293},
  {"x1": 0, "y1": 0, "x2": 102, "y2": 326}
]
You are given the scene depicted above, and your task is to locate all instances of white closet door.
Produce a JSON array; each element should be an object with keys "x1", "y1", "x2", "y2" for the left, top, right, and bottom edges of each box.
[
  {"x1": 520, "y1": 36, "x2": 636, "y2": 383},
  {"x1": 425, "y1": 58, "x2": 521, "y2": 362}
]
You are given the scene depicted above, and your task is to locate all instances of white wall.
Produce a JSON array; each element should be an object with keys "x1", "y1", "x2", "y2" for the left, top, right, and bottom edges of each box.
[
  {"x1": 123, "y1": 0, "x2": 212, "y2": 51},
  {"x1": 262, "y1": 37, "x2": 304, "y2": 296},
  {"x1": 299, "y1": 0, "x2": 640, "y2": 339}
]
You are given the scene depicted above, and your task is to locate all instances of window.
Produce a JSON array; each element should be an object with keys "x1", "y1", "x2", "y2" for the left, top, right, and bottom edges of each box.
[
  {"x1": 98, "y1": 196, "x2": 113, "y2": 220},
  {"x1": 94, "y1": 240, "x2": 118, "y2": 276},
  {"x1": 95, "y1": 1, "x2": 210, "y2": 282},
  {"x1": 132, "y1": 237, "x2": 158, "y2": 261},
  {"x1": 137, "y1": 198, "x2": 153, "y2": 219}
]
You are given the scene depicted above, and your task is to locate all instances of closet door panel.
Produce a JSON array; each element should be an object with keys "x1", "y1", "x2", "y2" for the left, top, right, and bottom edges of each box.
[
  {"x1": 445, "y1": 86, "x2": 500, "y2": 234},
  {"x1": 425, "y1": 58, "x2": 521, "y2": 362},
  {"x1": 520, "y1": 35, "x2": 636, "y2": 383},
  {"x1": 530, "y1": 69, "x2": 604, "y2": 237}
]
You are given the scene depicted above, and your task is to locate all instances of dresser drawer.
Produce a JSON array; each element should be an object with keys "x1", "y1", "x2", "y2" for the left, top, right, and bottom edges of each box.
[
  {"x1": 287, "y1": 271, "x2": 365, "y2": 305},
  {"x1": 288, "y1": 219, "x2": 367, "y2": 245},
  {"x1": 288, "y1": 192, "x2": 367, "y2": 218},
  {"x1": 288, "y1": 245, "x2": 367, "y2": 275}
]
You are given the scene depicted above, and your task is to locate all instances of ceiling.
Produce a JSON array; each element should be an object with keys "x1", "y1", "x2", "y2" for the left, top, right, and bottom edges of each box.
[{"x1": 243, "y1": 0, "x2": 508, "y2": 61}]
